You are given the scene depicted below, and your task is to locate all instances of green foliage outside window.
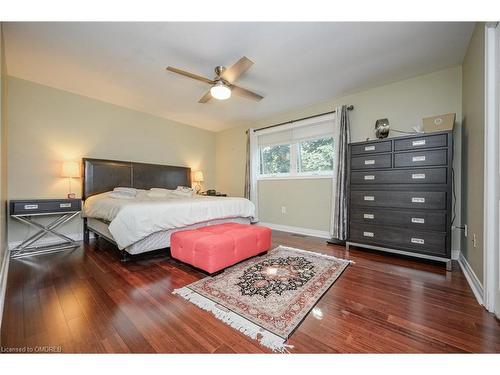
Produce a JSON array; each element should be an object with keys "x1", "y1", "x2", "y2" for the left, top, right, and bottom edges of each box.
[
  {"x1": 260, "y1": 144, "x2": 290, "y2": 174},
  {"x1": 259, "y1": 137, "x2": 334, "y2": 175},
  {"x1": 298, "y1": 137, "x2": 334, "y2": 172}
]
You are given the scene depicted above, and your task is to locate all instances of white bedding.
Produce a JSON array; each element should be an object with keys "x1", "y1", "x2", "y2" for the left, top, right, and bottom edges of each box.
[{"x1": 83, "y1": 191, "x2": 255, "y2": 249}]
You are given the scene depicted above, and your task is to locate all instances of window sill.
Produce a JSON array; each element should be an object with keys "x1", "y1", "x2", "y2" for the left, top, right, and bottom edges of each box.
[{"x1": 257, "y1": 175, "x2": 334, "y2": 181}]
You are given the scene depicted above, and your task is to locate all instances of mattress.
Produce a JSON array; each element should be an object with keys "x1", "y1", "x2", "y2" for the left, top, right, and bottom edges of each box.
[
  {"x1": 87, "y1": 217, "x2": 251, "y2": 255},
  {"x1": 83, "y1": 190, "x2": 255, "y2": 250}
]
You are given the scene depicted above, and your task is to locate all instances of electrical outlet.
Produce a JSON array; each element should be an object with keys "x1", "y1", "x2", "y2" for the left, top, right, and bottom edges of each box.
[
  {"x1": 281, "y1": 206, "x2": 286, "y2": 215},
  {"x1": 472, "y1": 233, "x2": 477, "y2": 248}
]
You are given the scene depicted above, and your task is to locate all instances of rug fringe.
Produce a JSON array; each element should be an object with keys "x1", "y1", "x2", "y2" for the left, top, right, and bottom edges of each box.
[
  {"x1": 279, "y1": 245, "x2": 355, "y2": 264},
  {"x1": 173, "y1": 287, "x2": 294, "y2": 353}
]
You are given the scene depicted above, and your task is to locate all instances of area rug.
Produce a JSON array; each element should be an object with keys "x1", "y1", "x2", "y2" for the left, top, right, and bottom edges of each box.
[{"x1": 173, "y1": 246, "x2": 352, "y2": 352}]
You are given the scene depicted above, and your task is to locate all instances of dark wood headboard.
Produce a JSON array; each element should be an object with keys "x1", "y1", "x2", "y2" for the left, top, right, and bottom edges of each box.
[{"x1": 82, "y1": 158, "x2": 192, "y2": 200}]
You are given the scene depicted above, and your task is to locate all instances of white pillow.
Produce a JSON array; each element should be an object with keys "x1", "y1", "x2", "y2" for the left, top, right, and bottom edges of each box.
[
  {"x1": 171, "y1": 189, "x2": 194, "y2": 197},
  {"x1": 147, "y1": 188, "x2": 171, "y2": 198},
  {"x1": 113, "y1": 187, "x2": 137, "y2": 196},
  {"x1": 109, "y1": 192, "x2": 137, "y2": 199},
  {"x1": 150, "y1": 188, "x2": 171, "y2": 193}
]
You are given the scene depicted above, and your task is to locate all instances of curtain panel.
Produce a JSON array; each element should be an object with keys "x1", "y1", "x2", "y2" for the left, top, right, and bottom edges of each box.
[
  {"x1": 330, "y1": 105, "x2": 351, "y2": 241},
  {"x1": 244, "y1": 128, "x2": 259, "y2": 221}
]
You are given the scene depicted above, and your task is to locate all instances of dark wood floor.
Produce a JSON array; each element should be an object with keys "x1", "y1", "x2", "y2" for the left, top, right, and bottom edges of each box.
[{"x1": 1, "y1": 231, "x2": 499, "y2": 353}]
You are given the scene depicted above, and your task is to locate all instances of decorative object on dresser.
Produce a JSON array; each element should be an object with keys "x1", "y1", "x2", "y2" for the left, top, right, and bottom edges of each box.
[
  {"x1": 347, "y1": 131, "x2": 453, "y2": 270},
  {"x1": 9, "y1": 199, "x2": 82, "y2": 259},
  {"x1": 61, "y1": 161, "x2": 81, "y2": 199},
  {"x1": 422, "y1": 113, "x2": 456, "y2": 133},
  {"x1": 375, "y1": 118, "x2": 390, "y2": 139}
]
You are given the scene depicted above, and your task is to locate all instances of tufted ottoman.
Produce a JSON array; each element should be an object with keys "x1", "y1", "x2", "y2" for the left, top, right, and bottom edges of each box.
[{"x1": 170, "y1": 223, "x2": 272, "y2": 274}]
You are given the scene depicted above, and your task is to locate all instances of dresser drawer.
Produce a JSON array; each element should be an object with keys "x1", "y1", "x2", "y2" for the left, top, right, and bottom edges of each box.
[
  {"x1": 349, "y1": 224, "x2": 447, "y2": 256},
  {"x1": 350, "y1": 190, "x2": 446, "y2": 210},
  {"x1": 351, "y1": 140, "x2": 392, "y2": 155},
  {"x1": 394, "y1": 133, "x2": 448, "y2": 151},
  {"x1": 10, "y1": 199, "x2": 82, "y2": 215},
  {"x1": 350, "y1": 167, "x2": 447, "y2": 185},
  {"x1": 394, "y1": 149, "x2": 447, "y2": 168},
  {"x1": 350, "y1": 153, "x2": 392, "y2": 170},
  {"x1": 350, "y1": 207, "x2": 447, "y2": 231}
]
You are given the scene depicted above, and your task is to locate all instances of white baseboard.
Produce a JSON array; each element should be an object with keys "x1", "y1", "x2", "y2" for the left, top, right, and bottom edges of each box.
[
  {"x1": 8, "y1": 231, "x2": 86, "y2": 251},
  {"x1": 0, "y1": 251, "x2": 11, "y2": 332},
  {"x1": 458, "y1": 252, "x2": 484, "y2": 306},
  {"x1": 257, "y1": 222, "x2": 331, "y2": 239},
  {"x1": 451, "y1": 249, "x2": 460, "y2": 260}
]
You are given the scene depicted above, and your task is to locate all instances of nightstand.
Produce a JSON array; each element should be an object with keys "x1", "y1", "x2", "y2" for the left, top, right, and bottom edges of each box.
[{"x1": 9, "y1": 199, "x2": 82, "y2": 259}]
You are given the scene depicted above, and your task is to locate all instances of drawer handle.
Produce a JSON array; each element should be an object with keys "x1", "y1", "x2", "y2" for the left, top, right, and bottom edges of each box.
[
  {"x1": 411, "y1": 237, "x2": 425, "y2": 244},
  {"x1": 412, "y1": 139, "x2": 426, "y2": 146},
  {"x1": 411, "y1": 217, "x2": 425, "y2": 224},
  {"x1": 363, "y1": 213, "x2": 374, "y2": 219},
  {"x1": 364, "y1": 159, "x2": 375, "y2": 165},
  {"x1": 412, "y1": 173, "x2": 426, "y2": 179},
  {"x1": 412, "y1": 155, "x2": 426, "y2": 162},
  {"x1": 364, "y1": 145, "x2": 376, "y2": 151},
  {"x1": 364, "y1": 196, "x2": 375, "y2": 201},
  {"x1": 364, "y1": 175, "x2": 375, "y2": 180},
  {"x1": 363, "y1": 231, "x2": 374, "y2": 237},
  {"x1": 24, "y1": 204, "x2": 38, "y2": 210},
  {"x1": 59, "y1": 203, "x2": 72, "y2": 208},
  {"x1": 412, "y1": 197, "x2": 425, "y2": 203}
]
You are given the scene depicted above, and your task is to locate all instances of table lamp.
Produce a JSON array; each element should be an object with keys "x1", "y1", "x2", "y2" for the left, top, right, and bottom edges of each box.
[
  {"x1": 61, "y1": 161, "x2": 80, "y2": 198},
  {"x1": 193, "y1": 171, "x2": 204, "y2": 193}
]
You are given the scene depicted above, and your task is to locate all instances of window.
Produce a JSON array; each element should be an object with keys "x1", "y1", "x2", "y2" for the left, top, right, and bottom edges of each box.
[
  {"x1": 298, "y1": 137, "x2": 334, "y2": 174},
  {"x1": 257, "y1": 114, "x2": 336, "y2": 179},
  {"x1": 260, "y1": 144, "x2": 291, "y2": 175}
]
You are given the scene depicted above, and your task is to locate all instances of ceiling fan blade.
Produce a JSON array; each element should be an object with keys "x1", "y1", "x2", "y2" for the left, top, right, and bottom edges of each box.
[
  {"x1": 220, "y1": 56, "x2": 254, "y2": 83},
  {"x1": 198, "y1": 91, "x2": 212, "y2": 103},
  {"x1": 230, "y1": 85, "x2": 264, "y2": 102},
  {"x1": 166, "y1": 66, "x2": 215, "y2": 85}
]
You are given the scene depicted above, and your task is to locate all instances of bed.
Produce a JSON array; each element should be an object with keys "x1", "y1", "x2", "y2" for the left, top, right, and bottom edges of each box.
[{"x1": 81, "y1": 158, "x2": 255, "y2": 259}]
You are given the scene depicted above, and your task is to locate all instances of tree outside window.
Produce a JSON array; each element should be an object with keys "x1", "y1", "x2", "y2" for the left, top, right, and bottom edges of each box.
[
  {"x1": 260, "y1": 144, "x2": 291, "y2": 175},
  {"x1": 259, "y1": 136, "x2": 334, "y2": 177}
]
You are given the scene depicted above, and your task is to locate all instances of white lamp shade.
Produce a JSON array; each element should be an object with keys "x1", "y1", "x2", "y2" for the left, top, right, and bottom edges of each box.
[
  {"x1": 61, "y1": 161, "x2": 80, "y2": 178},
  {"x1": 193, "y1": 171, "x2": 204, "y2": 182},
  {"x1": 210, "y1": 82, "x2": 231, "y2": 100}
]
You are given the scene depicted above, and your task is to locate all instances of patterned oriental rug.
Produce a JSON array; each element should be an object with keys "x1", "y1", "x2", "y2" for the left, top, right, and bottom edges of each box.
[{"x1": 173, "y1": 246, "x2": 352, "y2": 352}]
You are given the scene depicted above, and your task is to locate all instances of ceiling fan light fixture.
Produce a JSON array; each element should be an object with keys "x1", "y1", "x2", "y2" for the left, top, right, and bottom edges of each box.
[{"x1": 210, "y1": 81, "x2": 231, "y2": 100}]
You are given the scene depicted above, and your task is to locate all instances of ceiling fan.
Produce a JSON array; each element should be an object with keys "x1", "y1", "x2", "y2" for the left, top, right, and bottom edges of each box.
[{"x1": 166, "y1": 56, "x2": 264, "y2": 103}]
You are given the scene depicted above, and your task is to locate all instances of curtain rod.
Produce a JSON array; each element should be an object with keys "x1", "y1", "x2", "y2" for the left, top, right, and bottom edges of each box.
[{"x1": 253, "y1": 105, "x2": 354, "y2": 133}]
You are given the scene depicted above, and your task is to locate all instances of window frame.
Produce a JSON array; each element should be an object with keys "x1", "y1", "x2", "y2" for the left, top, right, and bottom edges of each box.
[
  {"x1": 258, "y1": 141, "x2": 294, "y2": 178},
  {"x1": 258, "y1": 134, "x2": 335, "y2": 180}
]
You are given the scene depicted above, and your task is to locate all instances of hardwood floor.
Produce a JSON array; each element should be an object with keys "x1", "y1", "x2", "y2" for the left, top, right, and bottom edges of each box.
[{"x1": 1, "y1": 231, "x2": 499, "y2": 353}]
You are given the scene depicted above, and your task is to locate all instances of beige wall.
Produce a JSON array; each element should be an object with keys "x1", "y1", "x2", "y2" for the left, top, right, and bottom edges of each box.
[
  {"x1": 0, "y1": 24, "x2": 8, "y2": 325},
  {"x1": 7, "y1": 76, "x2": 216, "y2": 244},
  {"x1": 258, "y1": 179, "x2": 332, "y2": 233},
  {"x1": 216, "y1": 66, "x2": 463, "y2": 244},
  {"x1": 1, "y1": 25, "x2": 8, "y2": 269},
  {"x1": 461, "y1": 23, "x2": 485, "y2": 283}
]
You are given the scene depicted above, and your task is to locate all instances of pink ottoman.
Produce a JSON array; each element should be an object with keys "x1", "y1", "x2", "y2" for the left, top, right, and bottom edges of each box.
[{"x1": 170, "y1": 223, "x2": 272, "y2": 274}]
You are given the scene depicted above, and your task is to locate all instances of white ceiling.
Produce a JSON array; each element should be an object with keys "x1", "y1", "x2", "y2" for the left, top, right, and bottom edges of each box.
[{"x1": 4, "y1": 22, "x2": 474, "y2": 132}]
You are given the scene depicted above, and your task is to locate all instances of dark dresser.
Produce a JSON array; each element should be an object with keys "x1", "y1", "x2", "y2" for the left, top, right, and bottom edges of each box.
[{"x1": 347, "y1": 131, "x2": 453, "y2": 270}]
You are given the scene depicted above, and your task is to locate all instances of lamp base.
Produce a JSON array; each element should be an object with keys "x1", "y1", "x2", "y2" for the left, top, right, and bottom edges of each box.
[{"x1": 67, "y1": 192, "x2": 76, "y2": 199}]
